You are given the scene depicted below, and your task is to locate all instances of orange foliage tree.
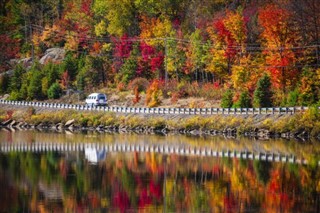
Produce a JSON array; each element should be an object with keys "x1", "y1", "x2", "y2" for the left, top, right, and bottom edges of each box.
[{"x1": 258, "y1": 4, "x2": 300, "y2": 92}]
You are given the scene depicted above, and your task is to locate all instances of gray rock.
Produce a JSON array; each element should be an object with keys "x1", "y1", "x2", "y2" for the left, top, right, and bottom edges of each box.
[
  {"x1": 39, "y1": 48, "x2": 65, "y2": 64},
  {"x1": 0, "y1": 94, "x2": 10, "y2": 100},
  {"x1": 64, "y1": 119, "x2": 75, "y2": 127}
]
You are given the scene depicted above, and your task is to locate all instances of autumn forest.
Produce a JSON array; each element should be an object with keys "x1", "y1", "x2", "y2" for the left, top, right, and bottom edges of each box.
[{"x1": 0, "y1": 0, "x2": 319, "y2": 107}]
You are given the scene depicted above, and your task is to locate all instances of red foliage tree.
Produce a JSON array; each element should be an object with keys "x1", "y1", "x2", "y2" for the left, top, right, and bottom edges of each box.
[
  {"x1": 213, "y1": 19, "x2": 237, "y2": 60},
  {"x1": 0, "y1": 34, "x2": 20, "y2": 72},
  {"x1": 112, "y1": 35, "x2": 133, "y2": 72}
]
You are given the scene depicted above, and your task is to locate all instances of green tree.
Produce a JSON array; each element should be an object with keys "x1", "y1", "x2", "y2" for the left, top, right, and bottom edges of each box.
[
  {"x1": 286, "y1": 89, "x2": 299, "y2": 106},
  {"x1": 93, "y1": 0, "x2": 139, "y2": 37},
  {"x1": 117, "y1": 44, "x2": 139, "y2": 85},
  {"x1": 298, "y1": 67, "x2": 320, "y2": 106},
  {"x1": 253, "y1": 74, "x2": 273, "y2": 107},
  {"x1": 41, "y1": 77, "x2": 49, "y2": 98},
  {"x1": 233, "y1": 90, "x2": 251, "y2": 108},
  {"x1": 43, "y1": 62, "x2": 61, "y2": 86},
  {"x1": 47, "y1": 82, "x2": 62, "y2": 99},
  {"x1": 76, "y1": 71, "x2": 86, "y2": 91},
  {"x1": 0, "y1": 73, "x2": 9, "y2": 94},
  {"x1": 27, "y1": 70, "x2": 43, "y2": 100},
  {"x1": 9, "y1": 64, "x2": 26, "y2": 92},
  {"x1": 186, "y1": 29, "x2": 206, "y2": 81},
  {"x1": 76, "y1": 55, "x2": 110, "y2": 91},
  {"x1": 61, "y1": 53, "x2": 78, "y2": 82},
  {"x1": 221, "y1": 89, "x2": 233, "y2": 108}
]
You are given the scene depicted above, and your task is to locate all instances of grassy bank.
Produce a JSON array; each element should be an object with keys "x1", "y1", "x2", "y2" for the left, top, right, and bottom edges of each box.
[{"x1": 0, "y1": 106, "x2": 319, "y2": 138}]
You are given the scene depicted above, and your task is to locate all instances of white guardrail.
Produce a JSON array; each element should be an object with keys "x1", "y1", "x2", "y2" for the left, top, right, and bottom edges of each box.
[{"x1": 0, "y1": 99, "x2": 318, "y2": 115}]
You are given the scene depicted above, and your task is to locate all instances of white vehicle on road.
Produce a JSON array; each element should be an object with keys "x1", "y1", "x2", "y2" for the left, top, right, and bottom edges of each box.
[{"x1": 85, "y1": 93, "x2": 107, "y2": 107}]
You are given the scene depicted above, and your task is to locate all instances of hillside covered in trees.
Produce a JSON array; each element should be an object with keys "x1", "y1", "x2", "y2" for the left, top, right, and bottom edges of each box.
[{"x1": 0, "y1": 0, "x2": 319, "y2": 107}]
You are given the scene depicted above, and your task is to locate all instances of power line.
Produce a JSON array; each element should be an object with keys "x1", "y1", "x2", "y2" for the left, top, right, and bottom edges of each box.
[{"x1": 24, "y1": 25, "x2": 320, "y2": 52}]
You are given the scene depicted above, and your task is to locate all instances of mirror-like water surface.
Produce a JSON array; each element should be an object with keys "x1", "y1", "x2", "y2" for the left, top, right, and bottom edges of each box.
[{"x1": 0, "y1": 130, "x2": 319, "y2": 212}]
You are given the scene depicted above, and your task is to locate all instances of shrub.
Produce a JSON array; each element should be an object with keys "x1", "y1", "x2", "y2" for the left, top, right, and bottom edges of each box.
[
  {"x1": 8, "y1": 91, "x2": 22, "y2": 101},
  {"x1": 128, "y1": 78, "x2": 149, "y2": 104},
  {"x1": 221, "y1": 89, "x2": 233, "y2": 108},
  {"x1": 127, "y1": 78, "x2": 149, "y2": 92},
  {"x1": 146, "y1": 80, "x2": 162, "y2": 107},
  {"x1": 47, "y1": 83, "x2": 62, "y2": 99},
  {"x1": 117, "y1": 82, "x2": 126, "y2": 92},
  {"x1": 253, "y1": 74, "x2": 273, "y2": 107}
]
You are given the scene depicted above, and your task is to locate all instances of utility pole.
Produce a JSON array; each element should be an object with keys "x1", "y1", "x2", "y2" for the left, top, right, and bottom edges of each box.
[
  {"x1": 316, "y1": 44, "x2": 319, "y2": 68},
  {"x1": 29, "y1": 23, "x2": 34, "y2": 64}
]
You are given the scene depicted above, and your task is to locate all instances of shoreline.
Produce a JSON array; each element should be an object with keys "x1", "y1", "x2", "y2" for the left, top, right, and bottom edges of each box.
[{"x1": 0, "y1": 104, "x2": 319, "y2": 140}]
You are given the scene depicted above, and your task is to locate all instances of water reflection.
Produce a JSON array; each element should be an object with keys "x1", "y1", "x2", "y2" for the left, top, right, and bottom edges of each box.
[
  {"x1": 0, "y1": 130, "x2": 320, "y2": 212},
  {"x1": 85, "y1": 147, "x2": 106, "y2": 164}
]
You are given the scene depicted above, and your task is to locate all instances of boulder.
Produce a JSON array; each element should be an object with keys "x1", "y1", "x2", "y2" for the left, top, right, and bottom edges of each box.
[
  {"x1": 0, "y1": 94, "x2": 10, "y2": 100},
  {"x1": 64, "y1": 119, "x2": 75, "y2": 127},
  {"x1": 39, "y1": 48, "x2": 65, "y2": 64}
]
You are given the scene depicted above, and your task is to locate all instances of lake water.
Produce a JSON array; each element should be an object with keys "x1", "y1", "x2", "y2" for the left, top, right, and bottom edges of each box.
[{"x1": 0, "y1": 129, "x2": 319, "y2": 212}]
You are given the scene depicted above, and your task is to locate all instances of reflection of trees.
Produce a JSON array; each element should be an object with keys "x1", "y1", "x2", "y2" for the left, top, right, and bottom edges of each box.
[
  {"x1": 0, "y1": 152, "x2": 320, "y2": 212},
  {"x1": 254, "y1": 160, "x2": 271, "y2": 185}
]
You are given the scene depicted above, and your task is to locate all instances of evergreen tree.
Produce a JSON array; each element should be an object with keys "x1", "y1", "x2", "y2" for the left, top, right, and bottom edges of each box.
[
  {"x1": 286, "y1": 89, "x2": 299, "y2": 106},
  {"x1": 233, "y1": 90, "x2": 251, "y2": 108},
  {"x1": 61, "y1": 53, "x2": 78, "y2": 81},
  {"x1": 117, "y1": 44, "x2": 139, "y2": 85},
  {"x1": 221, "y1": 89, "x2": 233, "y2": 108},
  {"x1": 253, "y1": 74, "x2": 273, "y2": 107},
  {"x1": 9, "y1": 64, "x2": 26, "y2": 92},
  {"x1": 0, "y1": 73, "x2": 9, "y2": 94},
  {"x1": 43, "y1": 62, "x2": 61, "y2": 86},
  {"x1": 28, "y1": 70, "x2": 44, "y2": 100},
  {"x1": 47, "y1": 83, "x2": 62, "y2": 99}
]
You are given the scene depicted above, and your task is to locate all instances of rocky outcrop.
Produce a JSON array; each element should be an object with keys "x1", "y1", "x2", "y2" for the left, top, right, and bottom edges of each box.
[
  {"x1": 39, "y1": 48, "x2": 65, "y2": 64},
  {"x1": 9, "y1": 57, "x2": 33, "y2": 68}
]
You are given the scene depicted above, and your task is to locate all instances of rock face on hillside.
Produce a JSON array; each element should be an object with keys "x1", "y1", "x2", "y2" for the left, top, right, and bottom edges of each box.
[{"x1": 39, "y1": 48, "x2": 65, "y2": 64}]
